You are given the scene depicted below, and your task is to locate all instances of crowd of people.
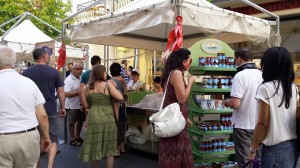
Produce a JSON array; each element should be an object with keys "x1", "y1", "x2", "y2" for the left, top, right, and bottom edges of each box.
[{"x1": 0, "y1": 44, "x2": 300, "y2": 168}]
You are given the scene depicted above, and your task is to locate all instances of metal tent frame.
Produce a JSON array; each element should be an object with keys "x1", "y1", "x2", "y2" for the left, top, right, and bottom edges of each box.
[{"x1": 0, "y1": 12, "x2": 61, "y2": 45}]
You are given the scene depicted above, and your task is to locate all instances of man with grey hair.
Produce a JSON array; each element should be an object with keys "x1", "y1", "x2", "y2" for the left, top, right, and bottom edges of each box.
[
  {"x1": 0, "y1": 45, "x2": 50, "y2": 167},
  {"x1": 23, "y1": 46, "x2": 66, "y2": 168},
  {"x1": 64, "y1": 62, "x2": 84, "y2": 146}
]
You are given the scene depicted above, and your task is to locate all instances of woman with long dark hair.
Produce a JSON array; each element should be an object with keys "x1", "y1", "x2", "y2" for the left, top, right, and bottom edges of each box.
[
  {"x1": 159, "y1": 48, "x2": 195, "y2": 168},
  {"x1": 80, "y1": 65, "x2": 123, "y2": 168},
  {"x1": 248, "y1": 47, "x2": 299, "y2": 168}
]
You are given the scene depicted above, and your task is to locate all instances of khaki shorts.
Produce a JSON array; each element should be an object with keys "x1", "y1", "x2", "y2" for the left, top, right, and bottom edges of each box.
[
  {"x1": 0, "y1": 129, "x2": 40, "y2": 168},
  {"x1": 67, "y1": 109, "x2": 84, "y2": 125}
]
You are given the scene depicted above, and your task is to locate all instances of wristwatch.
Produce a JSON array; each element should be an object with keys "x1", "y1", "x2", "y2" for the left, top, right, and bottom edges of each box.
[{"x1": 250, "y1": 147, "x2": 256, "y2": 154}]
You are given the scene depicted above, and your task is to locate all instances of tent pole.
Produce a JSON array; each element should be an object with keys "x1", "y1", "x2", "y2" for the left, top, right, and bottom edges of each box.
[
  {"x1": 240, "y1": 0, "x2": 280, "y2": 45},
  {"x1": 0, "y1": 13, "x2": 24, "y2": 28},
  {"x1": 153, "y1": 51, "x2": 157, "y2": 78},
  {"x1": 106, "y1": 45, "x2": 110, "y2": 69},
  {"x1": 85, "y1": 45, "x2": 90, "y2": 70},
  {"x1": 175, "y1": 0, "x2": 182, "y2": 16},
  {"x1": 61, "y1": 21, "x2": 68, "y2": 144},
  {"x1": 104, "y1": 45, "x2": 107, "y2": 66},
  {"x1": 134, "y1": 49, "x2": 139, "y2": 69},
  {"x1": 28, "y1": 12, "x2": 61, "y2": 34},
  {"x1": 1, "y1": 14, "x2": 27, "y2": 45}
]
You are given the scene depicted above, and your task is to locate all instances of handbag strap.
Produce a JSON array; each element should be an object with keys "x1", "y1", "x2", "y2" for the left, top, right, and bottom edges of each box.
[{"x1": 159, "y1": 71, "x2": 173, "y2": 111}]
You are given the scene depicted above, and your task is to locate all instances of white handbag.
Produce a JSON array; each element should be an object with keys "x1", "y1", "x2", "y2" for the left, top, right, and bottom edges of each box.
[{"x1": 149, "y1": 73, "x2": 186, "y2": 138}]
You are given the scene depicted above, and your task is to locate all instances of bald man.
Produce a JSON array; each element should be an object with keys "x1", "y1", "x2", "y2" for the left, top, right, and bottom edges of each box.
[{"x1": 64, "y1": 63, "x2": 84, "y2": 146}]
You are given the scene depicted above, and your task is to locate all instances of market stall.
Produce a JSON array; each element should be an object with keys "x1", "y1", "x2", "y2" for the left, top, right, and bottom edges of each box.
[{"x1": 67, "y1": 0, "x2": 277, "y2": 156}]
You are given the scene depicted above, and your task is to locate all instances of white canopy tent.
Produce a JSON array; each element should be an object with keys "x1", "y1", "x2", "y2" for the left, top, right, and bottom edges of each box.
[
  {"x1": 69, "y1": 0, "x2": 277, "y2": 51},
  {"x1": 2, "y1": 19, "x2": 83, "y2": 60}
]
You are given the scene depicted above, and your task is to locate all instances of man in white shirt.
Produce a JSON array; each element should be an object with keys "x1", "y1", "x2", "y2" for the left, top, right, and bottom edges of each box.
[
  {"x1": 64, "y1": 63, "x2": 84, "y2": 146},
  {"x1": 223, "y1": 49, "x2": 263, "y2": 167},
  {"x1": 0, "y1": 46, "x2": 50, "y2": 167},
  {"x1": 127, "y1": 68, "x2": 144, "y2": 90}
]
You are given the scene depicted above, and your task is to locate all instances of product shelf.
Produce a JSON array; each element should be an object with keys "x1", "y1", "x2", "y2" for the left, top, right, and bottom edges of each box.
[
  {"x1": 193, "y1": 149, "x2": 235, "y2": 158},
  {"x1": 189, "y1": 66, "x2": 236, "y2": 76},
  {"x1": 191, "y1": 84, "x2": 231, "y2": 94},
  {"x1": 190, "y1": 108, "x2": 233, "y2": 115},
  {"x1": 188, "y1": 53, "x2": 236, "y2": 164},
  {"x1": 189, "y1": 126, "x2": 233, "y2": 136}
]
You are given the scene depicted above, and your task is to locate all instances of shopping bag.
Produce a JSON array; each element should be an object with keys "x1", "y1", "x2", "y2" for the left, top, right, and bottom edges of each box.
[
  {"x1": 244, "y1": 158, "x2": 260, "y2": 168},
  {"x1": 149, "y1": 102, "x2": 186, "y2": 138}
]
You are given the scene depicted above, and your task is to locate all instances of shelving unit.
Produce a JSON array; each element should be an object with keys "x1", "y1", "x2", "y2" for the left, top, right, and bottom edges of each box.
[{"x1": 188, "y1": 66, "x2": 236, "y2": 164}]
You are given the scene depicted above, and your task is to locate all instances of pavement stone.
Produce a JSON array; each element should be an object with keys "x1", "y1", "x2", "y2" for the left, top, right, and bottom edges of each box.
[
  {"x1": 40, "y1": 117, "x2": 158, "y2": 168},
  {"x1": 39, "y1": 117, "x2": 300, "y2": 168}
]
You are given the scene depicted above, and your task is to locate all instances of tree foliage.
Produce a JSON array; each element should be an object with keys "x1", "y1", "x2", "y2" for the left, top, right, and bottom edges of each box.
[{"x1": 0, "y1": 0, "x2": 72, "y2": 38}]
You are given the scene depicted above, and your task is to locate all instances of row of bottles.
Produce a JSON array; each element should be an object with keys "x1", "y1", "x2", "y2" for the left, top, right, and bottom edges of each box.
[
  {"x1": 198, "y1": 53, "x2": 236, "y2": 68},
  {"x1": 199, "y1": 139, "x2": 235, "y2": 152},
  {"x1": 202, "y1": 77, "x2": 233, "y2": 89},
  {"x1": 197, "y1": 122, "x2": 233, "y2": 131}
]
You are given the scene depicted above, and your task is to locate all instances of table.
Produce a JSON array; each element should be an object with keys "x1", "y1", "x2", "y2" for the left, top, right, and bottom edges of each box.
[{"x1": 126, "y1": 106, "x2": 159, "y2": 154}]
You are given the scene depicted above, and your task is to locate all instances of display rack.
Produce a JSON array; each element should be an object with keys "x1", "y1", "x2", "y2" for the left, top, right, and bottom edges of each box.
[{"x1": 188, "y1": 66, "x2": 236, "y2": 165}]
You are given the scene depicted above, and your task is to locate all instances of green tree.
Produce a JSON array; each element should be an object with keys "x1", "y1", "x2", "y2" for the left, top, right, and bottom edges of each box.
[{"x1": 0, "y1": 0, "x2": 72, "y2": 38}]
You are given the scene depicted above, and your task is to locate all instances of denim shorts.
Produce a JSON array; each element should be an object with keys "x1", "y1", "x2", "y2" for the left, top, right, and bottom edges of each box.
[
  {"x1": 38, "y1": 114, "x2": 58, "y2": 144},
  {"x1": 261, "y1": 139, "x2": 299, "y2": 168}
]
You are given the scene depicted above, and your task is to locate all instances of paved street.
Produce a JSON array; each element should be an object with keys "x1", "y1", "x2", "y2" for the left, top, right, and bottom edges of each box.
[
  {"x1": 39, "y1": 117, "x2": 300, "y2": 168},
  {"x1": 40, "y1": 118, "x2": 158, "y2": 168}
]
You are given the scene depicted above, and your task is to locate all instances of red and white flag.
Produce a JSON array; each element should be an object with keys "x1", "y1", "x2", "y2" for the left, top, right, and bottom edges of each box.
[
  {"x1": 57, "y1": 41, "x2": 66, "y2": 71},
  {"x1": 162, "y1": 16, "x2": 183, "y2": 61}
]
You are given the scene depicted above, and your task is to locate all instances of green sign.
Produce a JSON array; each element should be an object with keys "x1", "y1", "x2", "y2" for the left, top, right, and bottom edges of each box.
[{"x1": 202, "y1": 39, "x2": 223, "y2": 54}]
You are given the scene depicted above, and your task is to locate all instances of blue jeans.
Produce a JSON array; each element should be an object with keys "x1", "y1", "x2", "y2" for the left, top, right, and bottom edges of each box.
[{"x1": 261, "y1": 139, "x2": 298, "y2": 168}]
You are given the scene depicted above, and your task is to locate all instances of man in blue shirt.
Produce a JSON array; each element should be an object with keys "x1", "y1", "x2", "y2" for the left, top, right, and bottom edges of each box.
[{"x1": 23, "y1": 46, "x2": 66, "y2": 168}]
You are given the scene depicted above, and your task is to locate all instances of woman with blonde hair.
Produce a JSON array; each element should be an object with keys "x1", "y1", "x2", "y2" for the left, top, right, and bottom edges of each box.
[{"x1": 80, "y1": 65, "x2": 123, "y2": 168}]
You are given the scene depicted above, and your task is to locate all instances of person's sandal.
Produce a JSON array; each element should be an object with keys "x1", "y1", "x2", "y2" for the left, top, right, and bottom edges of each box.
[
  {"x1": 120, "y1": 148, "x2": 125, "y2": 153},
  {"x1": 76, "y1": 137, "x2": 84, "y2": 143},
  {"x1": 114, "y1": 152, "x2": 121, "y2": 157},
  {"x1": 70, "y1": 139, "x2": 81, "y2": 146}
]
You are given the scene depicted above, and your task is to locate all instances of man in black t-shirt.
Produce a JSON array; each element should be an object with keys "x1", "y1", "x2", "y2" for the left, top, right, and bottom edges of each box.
[
  {"x1": 23, "y1": 46, "x2": 66, "y2": 168},
  {"x1": 66, "y1": 62, "x2": 73, "y2": 77}
]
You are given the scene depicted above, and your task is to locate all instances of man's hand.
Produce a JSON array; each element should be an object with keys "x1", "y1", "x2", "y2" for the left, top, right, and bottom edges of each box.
[
  {"x1": 40, "y1": 137, "x2": 51, "y2": 152},
  {"x1": 247, "y1": 152, "x2": 256, "y2": 162},
  {"x1": 59, "y1": 108, "x2": 66, "y2": 117},
  {"x1": 223, "y1": 99, "x2": 229, "y2": 107}
]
